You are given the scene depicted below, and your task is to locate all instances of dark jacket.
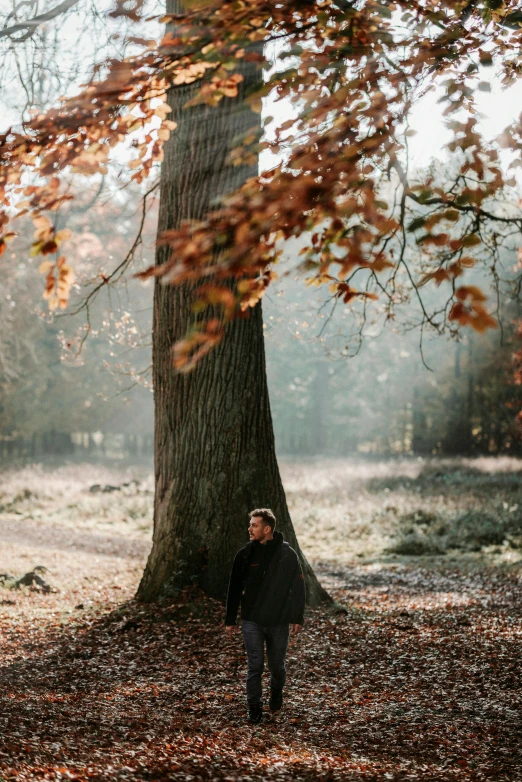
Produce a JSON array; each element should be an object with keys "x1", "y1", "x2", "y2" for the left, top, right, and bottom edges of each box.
[{"x1": 225, "y1": 530, "x2": 306, "y2": 626}]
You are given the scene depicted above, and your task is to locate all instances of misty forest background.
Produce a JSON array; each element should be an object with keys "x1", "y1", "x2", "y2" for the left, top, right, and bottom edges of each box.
[
  {"x1": 3, "y1": 181, "x2": 522, "y2": 463},
  {"x1": 1, "y1": 2, "x2": 522, "y2": 781}
]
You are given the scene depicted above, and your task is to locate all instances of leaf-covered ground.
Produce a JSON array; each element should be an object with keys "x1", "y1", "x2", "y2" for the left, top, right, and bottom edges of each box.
[{"x1": 1, "y1": 458, "x2": 521, "y2": 781}]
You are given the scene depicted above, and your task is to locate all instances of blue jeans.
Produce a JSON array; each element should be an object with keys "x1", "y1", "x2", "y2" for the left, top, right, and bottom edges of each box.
[{"x1": 241, "y1": 620, "x2": 290, "y2": 707}]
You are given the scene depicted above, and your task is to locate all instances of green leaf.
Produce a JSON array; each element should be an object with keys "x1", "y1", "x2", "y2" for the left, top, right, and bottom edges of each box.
[
  {"x1": 407, "y1": 217, "x2": 426, "y2": 232},
  {"x1": 501, "y1": 10, "x2": 522, "y2": 29},
  {"x1": 416, "y1": 190, "x2": 434, "y2": 204},
  {"x1": 30, "y1": 241, "x2": 44, "y2": 258},
  {"x1": 374, "y1": 5, "x2": 392, "y2": 19},
  {"x1": 444, "y1": 210, "x2": 460, "y2": 222},
  {"x1": 461, "y1": 234, "x2": 481, "y2": 248}
]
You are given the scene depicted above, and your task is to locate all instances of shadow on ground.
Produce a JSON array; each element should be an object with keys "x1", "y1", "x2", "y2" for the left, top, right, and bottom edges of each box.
[{"x1": 1, "y1": 561, "x2": 520, "y2": 782}]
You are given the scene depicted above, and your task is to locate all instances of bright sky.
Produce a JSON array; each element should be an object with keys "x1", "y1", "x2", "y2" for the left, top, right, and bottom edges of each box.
[
  {"x1": 407, "y1": 75, "x2": 522, "y2": 168},
  {"x1": 261, "y1": 44, "x2": 522, "y2": 175}
]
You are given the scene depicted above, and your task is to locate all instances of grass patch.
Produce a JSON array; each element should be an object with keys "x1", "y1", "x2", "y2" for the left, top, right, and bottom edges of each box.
[{"x1": 387, "y1": 506, "x2": 522, "y2": 556}]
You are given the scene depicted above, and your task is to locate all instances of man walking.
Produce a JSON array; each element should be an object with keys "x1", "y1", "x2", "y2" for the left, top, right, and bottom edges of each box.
[{"x1": 225, "y1": 508, "x2": 305, "y2": 724}]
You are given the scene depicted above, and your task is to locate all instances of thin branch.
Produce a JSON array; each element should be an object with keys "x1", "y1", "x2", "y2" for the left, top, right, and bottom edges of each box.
[
  {"x1": 389, "y1": 154, "x2": 522, "y2": 227},
  {"x1": 0, "y1": 0, "x2": 79, "y2": 41},
  {"x1": 65, "y1": 179, "x2": 159, "y2": 320}
]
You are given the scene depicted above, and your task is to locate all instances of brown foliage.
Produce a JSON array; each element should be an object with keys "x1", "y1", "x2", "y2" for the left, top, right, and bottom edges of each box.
[
  {"x1": 1, "y1": 569, "x2": 521, "y2": 780},
  {"x1": 3, "y1": 1, "x2": 522, "y2": 364},
  {"x1": 1, "y1": 460, "x2": 521, "y2": 779}
]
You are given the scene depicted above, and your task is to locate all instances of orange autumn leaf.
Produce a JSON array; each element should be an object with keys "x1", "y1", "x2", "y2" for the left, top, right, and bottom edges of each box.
[
  {"x1": 0, "y1": 0, "x2": 518, "y2": 365},
  {"x1": 455, "y1": 285, "x2": 488, "y2": 303}
]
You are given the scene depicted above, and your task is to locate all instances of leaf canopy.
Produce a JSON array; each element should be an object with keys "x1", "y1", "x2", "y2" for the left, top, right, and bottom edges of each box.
[{"x1": 2, "y1": 0, "x2": 522, "y2": 367}]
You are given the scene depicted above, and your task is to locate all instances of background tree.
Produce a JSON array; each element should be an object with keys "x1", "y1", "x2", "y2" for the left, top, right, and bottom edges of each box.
[
  {"x1": 0, "y1": 5, "x2": 158, "y2": 457},
  {"x1": 0, "y1": 183, "x2": 155, "y2": 455}
]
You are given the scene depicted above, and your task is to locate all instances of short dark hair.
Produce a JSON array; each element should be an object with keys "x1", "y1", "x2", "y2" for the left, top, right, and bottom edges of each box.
[{"x1": 249, "y1": 508, "x2": 276, "y2": 531}]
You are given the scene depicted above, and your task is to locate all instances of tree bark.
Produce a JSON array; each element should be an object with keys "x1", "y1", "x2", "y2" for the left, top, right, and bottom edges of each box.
[{"x1": 137, "y1": 2, "x2": 331, "y2": 608}]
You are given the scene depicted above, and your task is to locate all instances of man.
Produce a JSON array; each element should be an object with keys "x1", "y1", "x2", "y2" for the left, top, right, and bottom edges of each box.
[{"x1": 225, "y1": 508, "x2": 305, "y2": 724}]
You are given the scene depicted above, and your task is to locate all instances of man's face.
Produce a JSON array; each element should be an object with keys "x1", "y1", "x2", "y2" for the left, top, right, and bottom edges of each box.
[{"x1": 248, "y1": 516, "x2": 272, "y2": 542}]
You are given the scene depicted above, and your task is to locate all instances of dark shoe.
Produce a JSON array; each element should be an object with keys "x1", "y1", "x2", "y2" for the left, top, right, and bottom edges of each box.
[
  {"x1": 248, "y1": 704, "x2": 263, "y2": 724},
  {"x1": 269, "y1": 688, "x2": 283, "y2": 712}
]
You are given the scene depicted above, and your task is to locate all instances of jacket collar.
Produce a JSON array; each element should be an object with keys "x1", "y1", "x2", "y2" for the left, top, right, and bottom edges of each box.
[
  {"x1": 271, "y1": 530, "x2": 284, "y2": 546},
  {"x1": 250, "y1": 529, "x2": 284, "y2": 549}
]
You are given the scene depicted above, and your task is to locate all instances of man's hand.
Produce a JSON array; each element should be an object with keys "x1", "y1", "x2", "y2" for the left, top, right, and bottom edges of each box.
[
  {"x1": 290, "y1": 623, "x2": 303, "y2": 635},
  {"x1": 225, "y1": 624, "x2": 238, "y2": 635}
]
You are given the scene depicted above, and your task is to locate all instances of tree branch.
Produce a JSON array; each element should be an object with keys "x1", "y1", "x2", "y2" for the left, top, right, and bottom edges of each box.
[
  {"x1": 388, "y1": 153, "x2": 522, "y2": 227},
  {"x1": 65, "y1": 179, "x2": 160, "y2": 321},
  {"x1": 0, "y1": 0, "x2": 79, "y2": 40}
]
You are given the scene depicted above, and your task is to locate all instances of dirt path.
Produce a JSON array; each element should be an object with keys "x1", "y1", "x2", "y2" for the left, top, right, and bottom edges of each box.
[{"x1": 0, "y1": 516, "x2": 150, "y2": 560}]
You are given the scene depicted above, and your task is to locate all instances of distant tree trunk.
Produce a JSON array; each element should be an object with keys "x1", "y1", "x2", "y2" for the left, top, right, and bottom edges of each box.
[
  {"x1": 442, "y1": 342, "x2": 473, "y2": 455},
  {"x1": 412, "y1": 386, "x2": 428, "y2": 454},
  {"x1": 138, "y1": 2, "x2": 331, "y2": 607},
  {"x1": 311, "y1": 363, "x2": 329, "y2": 455}
]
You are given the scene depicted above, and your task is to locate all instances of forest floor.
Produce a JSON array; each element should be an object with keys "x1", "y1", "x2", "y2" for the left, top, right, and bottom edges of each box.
[{"x1": 0, "y1": 456, "x2": 521, "y2": 781}]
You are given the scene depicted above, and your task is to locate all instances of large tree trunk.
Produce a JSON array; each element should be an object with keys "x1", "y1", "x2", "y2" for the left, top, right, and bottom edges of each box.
[{"x1": 137, "y1": 2, "x2": 331, "y2": 608}]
